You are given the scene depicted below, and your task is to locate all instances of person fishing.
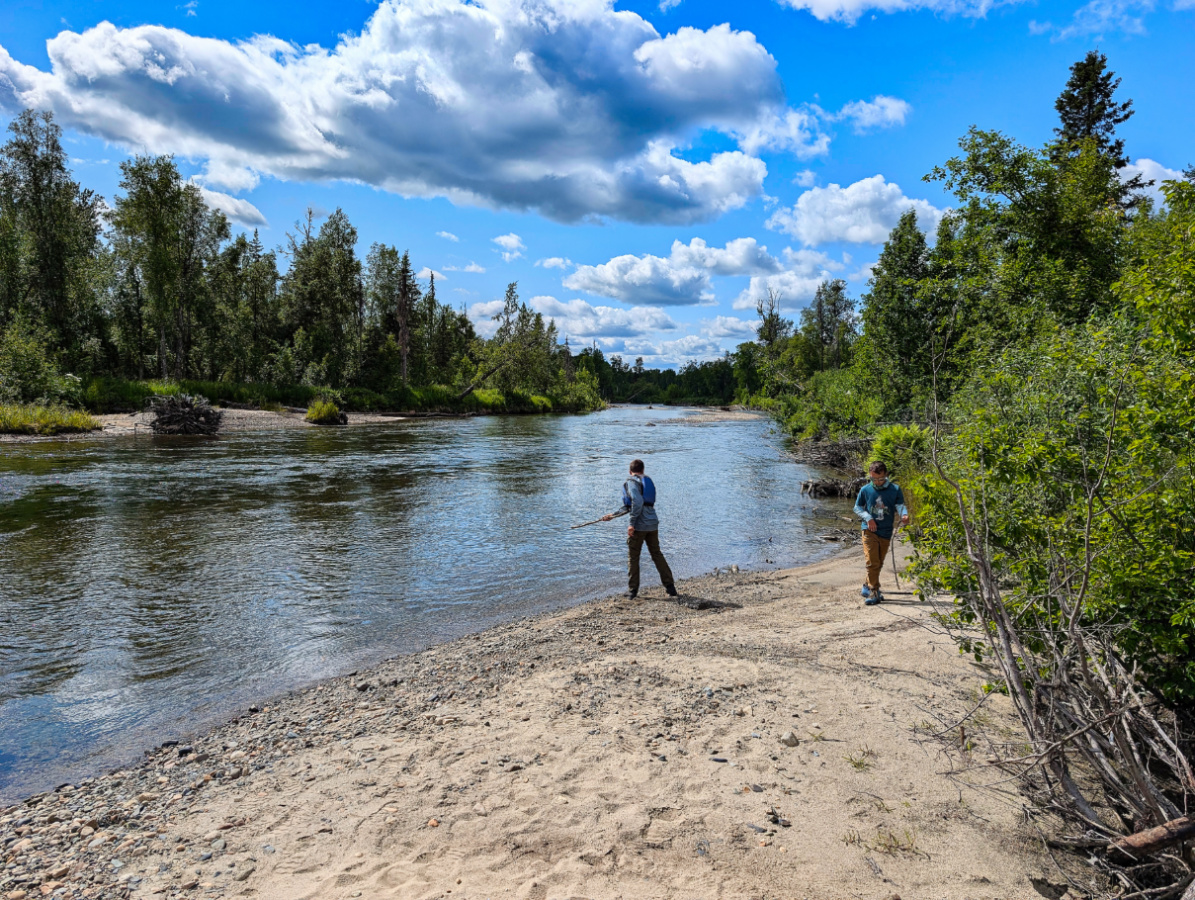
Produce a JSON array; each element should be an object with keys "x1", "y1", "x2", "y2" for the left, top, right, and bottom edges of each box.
[
  {"x1": 600, "y1": 459, "x2": 678, "y2": 600},
  {"x1": 854, "y1": 460, "x2": 909, "y2": 606}
]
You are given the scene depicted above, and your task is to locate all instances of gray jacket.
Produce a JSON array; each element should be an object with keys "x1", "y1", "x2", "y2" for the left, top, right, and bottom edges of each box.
[{"x1": 624, "y1": 475, "x2": 659, "y2": 532}]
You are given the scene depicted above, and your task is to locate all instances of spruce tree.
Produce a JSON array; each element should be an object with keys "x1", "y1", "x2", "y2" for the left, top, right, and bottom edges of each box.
[{"x1": 1053, "y1": 50, "x2": 1145, "y2": 202}]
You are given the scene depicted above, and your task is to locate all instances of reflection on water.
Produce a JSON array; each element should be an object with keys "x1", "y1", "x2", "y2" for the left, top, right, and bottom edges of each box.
[{"x1": 0, "y1": 406, "x2": 836, "y2": 802}]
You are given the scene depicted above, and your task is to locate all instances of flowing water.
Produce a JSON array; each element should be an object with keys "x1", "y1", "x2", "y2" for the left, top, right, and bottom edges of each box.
[{"x1": 0, "y1": 406, "x2": 841, "y2": 803}]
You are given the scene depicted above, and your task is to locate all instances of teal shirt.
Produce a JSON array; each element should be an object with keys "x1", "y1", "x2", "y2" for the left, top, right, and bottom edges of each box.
[{"x1": 853, "y1": 480, "x2": 908, "y2": 539}]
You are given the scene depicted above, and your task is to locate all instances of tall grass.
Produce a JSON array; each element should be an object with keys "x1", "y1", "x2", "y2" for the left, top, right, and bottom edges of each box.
[{"x1": 0, "y1": 404, "x2": 100, "y2": 435}]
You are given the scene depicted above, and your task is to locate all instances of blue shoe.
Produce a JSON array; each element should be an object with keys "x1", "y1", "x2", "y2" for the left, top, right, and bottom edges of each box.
[
  {"x1": 861, "y1": 584, "x2": 872, "y2": 599},
  {"x1": 864, "y1": 587, "x2": 881, "y2": 606}
]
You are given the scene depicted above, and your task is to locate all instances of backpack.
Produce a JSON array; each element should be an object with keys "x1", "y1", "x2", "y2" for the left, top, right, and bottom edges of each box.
[{"x1": 622, "y1": 475, "x2": 656, "y2": 509}]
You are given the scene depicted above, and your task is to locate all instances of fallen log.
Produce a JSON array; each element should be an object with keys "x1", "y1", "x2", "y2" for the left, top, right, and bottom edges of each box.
[
  {"x1": 148, "y1": 394, "x2": 223, "y2": 436},
  {"x1": 800, "y1": 477, "x2": 865, "y2": 499},
  {"x1": 1109, "y1": 816, "x2": 1195, "y2": 860}
]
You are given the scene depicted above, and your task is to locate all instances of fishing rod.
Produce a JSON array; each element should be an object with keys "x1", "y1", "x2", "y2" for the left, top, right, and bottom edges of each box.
[{"x1": 570, "y1": 509, "x2": 628, "y2": 530}]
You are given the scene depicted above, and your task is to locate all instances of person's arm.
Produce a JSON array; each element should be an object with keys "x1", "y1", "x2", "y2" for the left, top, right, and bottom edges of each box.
[
  {"x1": 854, "y1": 486, "x2": 876, "y2": 532},
  {"x1": 895, "y1": 486, "x2": 909, "y2": 523}
]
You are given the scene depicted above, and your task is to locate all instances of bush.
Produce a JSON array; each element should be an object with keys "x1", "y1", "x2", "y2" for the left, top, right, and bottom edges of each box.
[
  {"x1": 0, "y1": 403, "x2": 100, "y2": 435},
  {"x1": 779, "y1": 368, "x2": 882, "y2": 440},
  {"x1": 305, "y1": 398, "x2": 346, "y2": 425},
  {"x1": 0, "y1": 317, "x2": 81, "y2": 406},
  {"x1": 868, "y1": 424, "x2": 931, "y2": 478}
]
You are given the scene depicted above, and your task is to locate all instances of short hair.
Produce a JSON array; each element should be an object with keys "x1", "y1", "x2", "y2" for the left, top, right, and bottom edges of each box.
[
  {"x1": 630, "y1": 458, "x2": 645, "y2": 473},
  {"x1": 868, "y1": 460, "x2": 887, "y2": 474}
]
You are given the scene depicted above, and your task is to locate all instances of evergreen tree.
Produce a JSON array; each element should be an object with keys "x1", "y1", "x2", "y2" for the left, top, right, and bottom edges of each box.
[
  {"x1": 1053, "y1": 50, "x2": 1146, "y2": 202},
  {"x1": 858, "y1": 210, "x2": 931, "y2": 413}
]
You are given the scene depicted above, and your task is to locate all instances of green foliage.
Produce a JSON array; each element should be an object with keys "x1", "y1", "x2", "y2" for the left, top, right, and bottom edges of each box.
[
  {"x1": 305, "y1": 398, "x2": 344, "y2": 425},
  {"x1": 0, "y1": 403, "x2": 98, "y2": 435},
  {"x1": 869, "y1": 424, "x2": 931, "y2": 479},
  {"x1": 778, "y1": 368, "x2": 881, "y2": 440},
  {"x1": 0, "y1": 315, "x2": 80, "y2": 405},
  {"x1": 912, "y1": 323, "x2": 1195, "y2": 702}
]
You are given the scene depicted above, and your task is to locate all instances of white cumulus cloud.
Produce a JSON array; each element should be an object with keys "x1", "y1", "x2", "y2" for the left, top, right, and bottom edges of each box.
[
  {"x1": 732, "y1": 248, "x2": 845, "y2": 310},
  {"x1": 564, "y1": 237, "x2": 782, "y2": 306},
  {"x1": 492, "y1": 233, "x2": 525, "y2": 262},
  {"x1": 529, "y1": 296, "x2": 677, "y2": 339},
  {"x1": 832, "y1": 96, "x2": 912, "y2": 133},
  {"x1": 536, "y1": 257, "x2": 573, "y2": 270},
  {"x1": 702, "y1": 315, "x2": 758, "y2": 339},
  {"x1": 444, "y1": 262, "x2": 486, "y2": 273},
  {"x1": 436, "y1": 231, "x2": 460, "y2": 242},
  {"x1": 766, "y1": 175, "x2": 943, "y2": 246},
  {"x1": 1031, "y1": 0, "x2": 1153, "y2": 38},
  {"x1": 1122, "y1": 158, "x2": 1185, "y2": 207},
  {"x1": 196, "y1": 186, "x2": 267, "y2": 227},
  {"x1": 0, "y1": 2, "x2": 833, "y2": 224}
]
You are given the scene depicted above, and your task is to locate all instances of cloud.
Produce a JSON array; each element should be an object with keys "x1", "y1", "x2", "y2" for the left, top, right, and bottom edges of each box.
[
  {"x1": 621, "y1": 334, "x2": 726, "y2": 366},
  {"x1": 731, "y1": 248, "x2": 845, "y2": 310},
  {"x1": 659, "y1": 0, "x2": 684, "y2": 9},
  {"x1": 536, "y1": 257, "x2": 573, "y2": 270},
  {"x1": 564, "y1": 236, "x2": 782, "y2": 306},
  {"x1": 444, "y1": 262, "x2": 486, "y2": 273},
  {"x1": 793, "y1": 169, "x2": 818, "y2": 187},
  {"x1": 416, "y1": 266, "x2": 445, "y2": 281},
  {"x1": 766, "y1": 175, "x2": 943, "y2": 246},
  {"x1": 1122, "y1": 158, "x2": 1185, "y2": 206},
  {"x1": 777, "y1": 0, "x2": 1024, "y2": 24},
  {"x1": 196, "y1": 186, "x2": 267, "y2": 226},
  {"x1": 436, "y1": 231, "x2": 460, "y2": 242},
  {"x1": 181, "y1": 1, "x2": 198, "y2": 17},
  {"x1": 832, "y1": 96, "x2": 911, "y2": 133},
  {"x1": 0, "y1": 3, "x2": 829, "y2": 224},
  {"x1": 467, "y1": 299, "x2": 506, "y2": 337},
  {"x1": 1030, "y1": 0, "x2": 1153, "y2": 37},
  {"x1": 492, "y1": 233, "x2": 525, "y2": 262},
  {"x1": 702, "y1": 315, "x2": 757, "y2": 339},
  {"x1": 529, "y1": 296, "x2": 677, "y2": 338}
]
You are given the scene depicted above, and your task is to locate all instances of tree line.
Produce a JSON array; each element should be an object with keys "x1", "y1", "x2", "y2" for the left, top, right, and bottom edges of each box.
[{"x1": 0, "y1": 117, "x2": 600, "y2": 412}]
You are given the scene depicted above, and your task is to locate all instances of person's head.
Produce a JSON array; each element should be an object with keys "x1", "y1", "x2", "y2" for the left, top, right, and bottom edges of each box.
[
  {"x1": 629, "y1": 459, "x2": 645, "y2": 475},
  {"x1": 868, "y1": 461, "x2": 888, "y2": 486}
]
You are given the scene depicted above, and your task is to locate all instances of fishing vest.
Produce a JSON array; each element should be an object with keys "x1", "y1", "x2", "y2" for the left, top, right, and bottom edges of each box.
[{"x1": 622, "y1": 475, "x2": 656, "y2": 509}]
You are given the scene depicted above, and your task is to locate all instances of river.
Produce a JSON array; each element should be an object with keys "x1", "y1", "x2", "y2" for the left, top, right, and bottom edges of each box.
[{"x1": 0, "y1": 406, "x2": 840, "y2": 803}]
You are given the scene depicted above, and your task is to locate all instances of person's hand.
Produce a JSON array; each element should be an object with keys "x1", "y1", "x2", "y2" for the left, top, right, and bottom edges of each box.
[
  {"x1": 901, "y1": 514, "x2": 910, "y2": 525},
  {"x1": 600, "y1": 514, "x2": 614, "y2": 521},
  {"x1": 627, "y1": 526, "x2": 635, "y2": 537},
  {"x1": 867, "y1": 519, "x2": 877, "y2": 532}
]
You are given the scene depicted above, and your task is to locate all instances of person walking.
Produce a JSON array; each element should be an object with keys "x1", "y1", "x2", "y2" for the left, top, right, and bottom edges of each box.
[
  {"x1": 854, "y1": 460, "x2": 909, "y2": 606},
  {"x1": 602, "y1": 459, "x2": 678, "y2": 600}
]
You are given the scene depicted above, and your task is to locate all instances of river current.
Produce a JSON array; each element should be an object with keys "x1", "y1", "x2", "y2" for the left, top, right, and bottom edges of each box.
[{"x1": 0, "y1": 406, "x2": 838, "y2": 803}]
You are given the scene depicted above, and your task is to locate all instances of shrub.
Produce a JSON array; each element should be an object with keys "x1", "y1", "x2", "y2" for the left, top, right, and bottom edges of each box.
[
  {"x1": 305, "y1": 398, "x2": 346, "y2": 425},
  {"x1": 868, "y1": 424, "x2": 931, "y2": 479},
  {"x1": 0, "y1": 404, "x2": 100, "y2": 435},
  {"x1": 0, "y1": 317, "x2": 81, "y2": 406}
]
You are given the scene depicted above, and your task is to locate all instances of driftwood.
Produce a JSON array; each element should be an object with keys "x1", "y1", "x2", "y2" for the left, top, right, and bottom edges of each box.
[
  {"x1": 790, "y1": 438, "x2": 870, "y2": 470},
  {"x1": 1109, "y1": 816, "x2": 1195, "y2": 860},
  {"x1": 800, "y1": 477, "x2": 865, "y2": 499},
  {"x1": 148, "y1": 394, "x2": 223, "y2": 436}
]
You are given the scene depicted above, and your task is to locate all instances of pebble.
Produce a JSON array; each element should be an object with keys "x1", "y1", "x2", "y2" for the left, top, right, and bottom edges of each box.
[{"x1": 779, "y1": 731, "x2": 800, "y2": 747}]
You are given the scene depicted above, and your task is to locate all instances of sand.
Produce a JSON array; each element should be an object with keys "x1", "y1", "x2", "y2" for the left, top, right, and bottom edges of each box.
[{"x1": 0, "y1": 547, "x2": 1062, "y2": 900}]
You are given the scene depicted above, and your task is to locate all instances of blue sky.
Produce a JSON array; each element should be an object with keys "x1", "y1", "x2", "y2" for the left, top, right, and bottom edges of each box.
[{"x1": 1, "y1": 0, "x2": 1191, "y2": 367}]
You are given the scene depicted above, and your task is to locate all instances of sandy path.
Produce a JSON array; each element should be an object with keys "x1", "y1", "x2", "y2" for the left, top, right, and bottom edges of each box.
[{"x1": 0, "y1": 549, "x2": 1058, "y2": 900}]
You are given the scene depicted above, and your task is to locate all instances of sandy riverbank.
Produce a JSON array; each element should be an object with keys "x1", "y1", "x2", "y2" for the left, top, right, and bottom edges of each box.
[
  {"x1": 0, "y1": 408, "x2": 407, "y2": 443},
  {"x1": 0, "y1": 548, "x2": 1060, "y2": 900}
]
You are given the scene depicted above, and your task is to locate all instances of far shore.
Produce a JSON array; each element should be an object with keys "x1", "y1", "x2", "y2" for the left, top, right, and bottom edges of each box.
[
  {"x1": 0, "y1": 404, "x2": 766, "y2": 443},
  {"x1": 0, "y1": 545, "x2": 1056, "y2": 900}
]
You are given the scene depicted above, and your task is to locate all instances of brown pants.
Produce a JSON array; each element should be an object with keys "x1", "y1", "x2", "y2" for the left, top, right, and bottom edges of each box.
[
  {"x1": 862, "y1": 531, "x2": 891, "y2": 591},
  {"x1": 628, "y1": 529, "x2": 675, "y2": 594}
]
